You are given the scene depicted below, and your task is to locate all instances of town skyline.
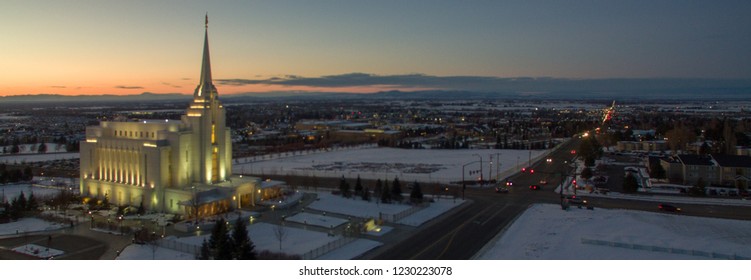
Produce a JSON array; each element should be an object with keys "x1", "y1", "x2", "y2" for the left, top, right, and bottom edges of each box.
[{"x1": 3, "y1": 1, "x2": 751, "y2": 96}]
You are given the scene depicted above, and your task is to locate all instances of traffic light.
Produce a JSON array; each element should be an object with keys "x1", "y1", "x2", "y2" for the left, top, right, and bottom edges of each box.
[
  {"x1": 529, "y1": 169, "x2": 535, "y2": 174},
  {"x1": 572, "y1": 179, "x2": 577, "y2": 185},
  {"x1": 521, "y1": 167, "x2": 526, "y2": 173}
]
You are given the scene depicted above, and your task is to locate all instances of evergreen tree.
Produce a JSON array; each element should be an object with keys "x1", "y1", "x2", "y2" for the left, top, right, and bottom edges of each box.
[
  {"x1": 391, "y1": 177, "x2": 402, "y2": 202},
  {"x1": 137, "y1": 201, "x2": 145, "y2": 216},
  {"x1": 231, "y1": 217, "x2": 256, "y2": 260},
  {"x1": 361, "y1": 186, "x2": 370, "y2": 201},
  {"x1": 10, "y1": 198, "x2": 22, "y2": 220},
  {"x1": 354, "y1": 175, "x2": 363, "y2": 195},
  {"x1": 699, "y1": 142, "x2": 711, "y2": 155},
  {"x1": 27, "y1": 192, "x2": 38, "y2": 211},
  {"x1": 208, "y1": 218, "x2": 233, "y2": 260},
  {"x1": 373, "y1": 179, "x2": 383, "y2": 199},
  {"x1": 381, "y1": 181, "x2": 391, "y2": 203},
  {"x1": 102, "y1": 193, "x2": 110, "y2": 208},
  {"x1": 37, "y1": 143, "x2": 47, "y2": 154},
  {"x1": 198, "y1": 238, "x2": 211, "y2": 260},
  {"x1": 689, "y1": 178, "x2": 707, "y2": 197},
  {"x1": 623, "y1": 173, "x2": 639, "y2": 193},
  {"x1": 22, "y1": 166, "x2": 33, "y2": 181},
  {"x1": 17, "y1": 192, "x2": 27, "y2": 211},
  {"x1": 579, "y1": 135, "x2": 602, "y2": 167},
  {"x1": 410, "y1": 181, "x2": 423, "y2": 203},
  {"x1": 580, "y1": 167, "x2": 593, "y2": 180},
  {"x1": 339, "y1": 176, "x2": 351, "y2": 197},
  {"x1": 649, "y1": 162, "x2": 666, "y2": 180}
]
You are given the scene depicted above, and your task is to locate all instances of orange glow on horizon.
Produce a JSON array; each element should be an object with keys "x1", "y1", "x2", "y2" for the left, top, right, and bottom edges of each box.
[
  {"x1": 0, "y1": 80, "x2": 433, "y2": 97},
  {"x1": 0, "y1": 83, "x2": 435, "y2": 97}
]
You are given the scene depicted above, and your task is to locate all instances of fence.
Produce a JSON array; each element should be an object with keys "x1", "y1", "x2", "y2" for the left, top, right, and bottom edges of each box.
[
  {"x1": 301, "y1": 237, "x2": 355, "y2": 260},
  {"x1": 379, "y1": 203, "x2": 426, "y2": 222},
  {"x1": 157, "y1": 238, "x2": 201, "y2": 257},
  {"x1": 581, "y1": 238, "x2": 749, "y2": 260}
]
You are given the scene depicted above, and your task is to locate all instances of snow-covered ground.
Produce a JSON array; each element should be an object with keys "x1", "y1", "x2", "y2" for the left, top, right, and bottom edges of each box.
[
  {"x1": 116, "y1": 244, "x2": 195, "y2": 260},
  {"x1": 397, "y1": 198, "x2": 465, "y2": 226},
  {"x1": 0, "y1": 143, "x2": 78, "y2": 163},
  {"x1": 0, "y1": 218, "x2": 68, "y2": 236},
  {"x1": 477, "y1": 203, "x2": 751, "y2": 260},
  {"x1": 174, "y1": 222, "x2": 341, "y2": 256},
  {"x1": 117, "y1": 190, "x2": 469, "y2": 260},
  {"x1": 285, "y1": 212, "x2": 348, "y2": 229},
  {"x1": 234, "y1": 147, "x2": 549, "y2": 183},
  {"x1": 316, "y1": 239, "x2": 382, "y2": 260},
  {"x1": 1, "y1": 183, "x2": 62, "y2": 200},
  {"x1": 13, "y1": 244, "x2": 65, "y2": 259},
  {"x1": 307, "y1": 192, "x2": 411, "y2": 219},
  {"x1": 306, "y1": 192, "x2": 466, "y2": 226}
]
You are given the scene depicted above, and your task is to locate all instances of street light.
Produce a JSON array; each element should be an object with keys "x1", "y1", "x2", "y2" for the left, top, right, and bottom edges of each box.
[
  {"x1": 462, "y1": 160, "x2": 482, "y2": 200},
  {"x1": 472, "y1": 154, "x2": 483, "y2": 184}
]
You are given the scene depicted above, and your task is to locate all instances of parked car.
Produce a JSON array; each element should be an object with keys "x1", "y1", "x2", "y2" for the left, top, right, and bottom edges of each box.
[
  {"x1": 529, "y1": 185, "x2": 540, "y2": 190},
  {"x1": 566, "y1": 195, "x2": 588, "y2": 205},
  {"x1": 658, "y1": 203, "x2": 681, "y2": 212}
]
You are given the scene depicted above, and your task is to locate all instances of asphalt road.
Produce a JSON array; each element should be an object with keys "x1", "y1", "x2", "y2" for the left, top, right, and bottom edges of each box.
[{"x1": 372, "y1": 136, "x2": 751, "y2": 260}]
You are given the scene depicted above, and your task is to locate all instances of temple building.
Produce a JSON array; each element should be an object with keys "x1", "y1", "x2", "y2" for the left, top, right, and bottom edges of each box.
[{"x1": 79, "y1": 16, "x2": 262, "y2": 217}]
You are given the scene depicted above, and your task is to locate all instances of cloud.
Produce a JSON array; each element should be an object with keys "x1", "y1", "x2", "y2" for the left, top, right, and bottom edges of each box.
[
  {"x1": 216, "y1": 73, "x2": 751, "y2": 93},
  {"x1": 50, "y1": 85, "x2": 67, "y2": 88},
  {"x1": 161, "y1": 82, "x2": 182, "y2": 89},
  {"x1": 115, "y1": 85, "x2": 144, "y2": 90}
]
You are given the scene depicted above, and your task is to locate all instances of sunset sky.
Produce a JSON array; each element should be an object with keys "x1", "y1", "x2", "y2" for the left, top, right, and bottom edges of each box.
[{"x1": 2, "y1": 0, "x2": 750, "y2": 96}]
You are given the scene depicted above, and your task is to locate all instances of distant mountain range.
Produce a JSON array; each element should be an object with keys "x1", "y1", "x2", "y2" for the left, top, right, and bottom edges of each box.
[{"x1": 2, "y1": 85, "x2": 750, "y2": 104}]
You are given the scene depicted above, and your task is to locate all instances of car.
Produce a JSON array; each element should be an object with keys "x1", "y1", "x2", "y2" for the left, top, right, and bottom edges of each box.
[
  {"x1": 539, "y1": 179, "x2": 548, "y2": 185},
  {"x1": 566, "y1": 195, "x2": 587, "y2": 205},
  {"x1": 495, "y1": 187, "x2": 509, "y2": 193},
  {"x1": 658, "y1": 203, "x2": 681, "y2": 212},
  {"x1": 505, "y1": 180, "x2": 514, "y2": 187},
  {"x1": 529, "y1": 185, "x2": 540, "y2": 190}
]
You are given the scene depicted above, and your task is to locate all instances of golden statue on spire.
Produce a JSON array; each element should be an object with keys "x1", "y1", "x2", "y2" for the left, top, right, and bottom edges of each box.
[{"x1": 205, "y1": 13, "x2": 208, "y2": 28}]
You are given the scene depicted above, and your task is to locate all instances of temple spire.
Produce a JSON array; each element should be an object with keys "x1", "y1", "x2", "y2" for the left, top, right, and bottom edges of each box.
[{"x1": 194, "y1": 13, "x2": 217, "y2": 101}]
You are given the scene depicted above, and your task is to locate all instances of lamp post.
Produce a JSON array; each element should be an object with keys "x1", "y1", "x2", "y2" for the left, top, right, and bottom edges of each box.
[
  {"x1": 494, "y1": 152, "x2": 502, "y2": 183},
  {"x1": 472, "y1": 154, "x2": 483, "y2": 185},
  {"x1": 561, "y1": 161, "x2": 567, "y2": 209},
  {"x1": 462, "y1": 160, "x2": 481, "y2": 199}
]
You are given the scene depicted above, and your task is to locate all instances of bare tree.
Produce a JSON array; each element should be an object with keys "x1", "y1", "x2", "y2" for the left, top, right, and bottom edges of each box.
[
  {"x1": 273, "y1": 223, "x2": 288, "y2": 254},
  {"x1": 149, "y1": 234, "x2": 159, "y2": 260}
]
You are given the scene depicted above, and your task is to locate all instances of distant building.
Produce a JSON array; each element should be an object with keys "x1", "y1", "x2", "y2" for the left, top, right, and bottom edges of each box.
[
  {"x1": 79, "y1": 17, "x2": 265, "y2": 216},
  {"x1": 295, "y1": 120, "x2": 402, "y2": 143},
  {"x1": 677, "y1": 155, "x2": 717, "y2": 186},
  {"x1": 616, "y1": 140, "x2": 667, "y2": 152},
  {"x1": 658, "y1": 154, "x2": 751, "y2": 191}
]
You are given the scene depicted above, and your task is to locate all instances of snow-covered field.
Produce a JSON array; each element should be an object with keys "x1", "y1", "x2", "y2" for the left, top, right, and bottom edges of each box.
[
  {"x1": 234, "y1": 147, "x2": 548, "y2": 183},
  {"x1": 477, "y1": 203, "x2": 751, "y2": 260},
  {"x1": 0, "y1": 218, "x2": 68, "y2": 236}
]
